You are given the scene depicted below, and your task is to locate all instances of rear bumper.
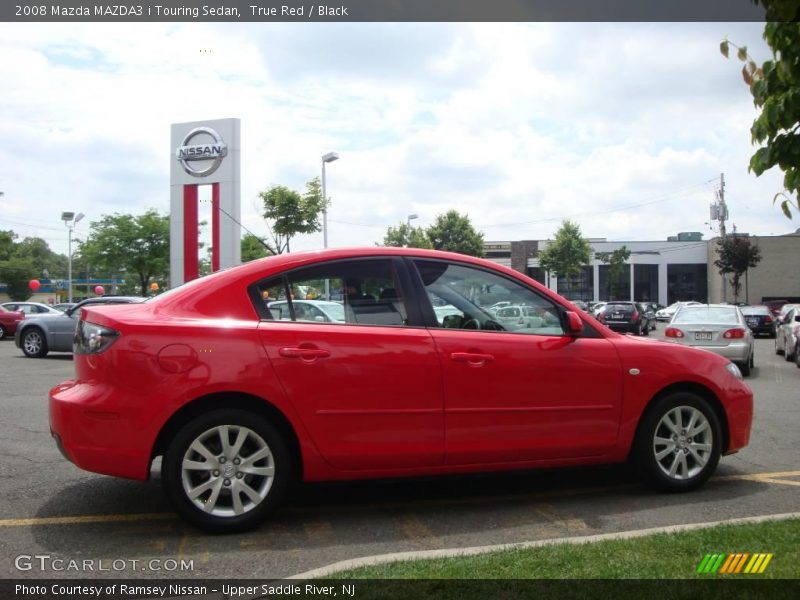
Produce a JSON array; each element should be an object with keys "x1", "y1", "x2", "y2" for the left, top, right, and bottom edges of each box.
[
  {"x1": 724, "y1": 382, "x2": 753, "y2": 455},
  {"x1": 49, "y1": 380, "x2": 152, "y2": 480}
]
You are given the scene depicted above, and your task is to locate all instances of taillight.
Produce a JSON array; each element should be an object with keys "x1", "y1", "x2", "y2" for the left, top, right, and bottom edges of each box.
[
  {"x1": 631, "y1": 311, "x2": 639, "y2": 321},
  {"x1": 765, "y1": 315, "x2": 773, "y2": 323},
  {"x1": 723, "y1": 328, "x2": 745, "y2": 339},
  {"x1": 74, "y1": 320, "x2": 120, "y2": 355},
  {"x1": 665, "y1": 327, "x2": 684, "y2": 338},
  {"x1": 598, "y1": 313, "x2": 605, "y2": 322}
]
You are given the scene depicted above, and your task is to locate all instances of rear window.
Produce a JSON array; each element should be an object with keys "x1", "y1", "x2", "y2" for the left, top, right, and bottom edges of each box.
[
  {"x1": 740, "y1": 306, "x2": 769, "y2": 316},
  {"x1": 605, "y1": 304, "x2": 634, "y2": 312},
  {"x1": 673, "y1": 307, "x2": 739, "y2": 324}
]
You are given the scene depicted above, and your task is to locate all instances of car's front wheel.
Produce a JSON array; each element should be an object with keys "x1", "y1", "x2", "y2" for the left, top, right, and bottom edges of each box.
[
  {"x1": 162, "y1": 409, "x2": 292, "y2": 533},
  {"x1": 633, "y1": 393, "x2": 721, "y2": 492},
  {"x1": 21, "y1": 328, "x2": 48, "y2": 358},
  {"x1": 0, "y1": 325, "x2": 6, "y2": 340}
]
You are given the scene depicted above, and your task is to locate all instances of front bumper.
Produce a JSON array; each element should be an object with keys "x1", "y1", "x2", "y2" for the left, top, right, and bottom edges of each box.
[{"x1": 49, "y1": 380, "x2": 151, "y2": 480}]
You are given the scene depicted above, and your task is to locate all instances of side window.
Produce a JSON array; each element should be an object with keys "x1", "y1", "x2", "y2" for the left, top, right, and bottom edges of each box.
[
  {"x1": 256, "y1": 259, "x2": 408, "y2": 327},
  {"x1": 413, "y1": 260, "x2": 564, "y2": 336}
]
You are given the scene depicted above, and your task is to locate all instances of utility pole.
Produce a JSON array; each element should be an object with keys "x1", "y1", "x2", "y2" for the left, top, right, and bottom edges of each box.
[{"x1": 711, "y1": 173, "x2": 728, "y2": 302}]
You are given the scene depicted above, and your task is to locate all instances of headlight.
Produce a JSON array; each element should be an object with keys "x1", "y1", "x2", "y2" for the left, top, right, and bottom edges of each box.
[{"x1": 725, "y1": 362, "x2": 743, "y2": 381}]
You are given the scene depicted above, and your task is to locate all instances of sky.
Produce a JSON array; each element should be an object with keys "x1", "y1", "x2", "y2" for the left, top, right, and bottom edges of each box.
[{"x1": 0, "y1": 21, "x2": 796, "y2": 260}]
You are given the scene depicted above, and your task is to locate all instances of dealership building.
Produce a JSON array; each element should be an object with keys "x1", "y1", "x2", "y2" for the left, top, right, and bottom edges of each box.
[{"x1": 484, "y1": 231, "x2": 800, "y2": 306}]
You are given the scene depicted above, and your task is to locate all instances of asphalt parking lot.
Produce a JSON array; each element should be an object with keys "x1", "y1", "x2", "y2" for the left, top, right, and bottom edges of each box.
[{"x1": 1, "y1": 329, "x2": 798, "y2": 580}]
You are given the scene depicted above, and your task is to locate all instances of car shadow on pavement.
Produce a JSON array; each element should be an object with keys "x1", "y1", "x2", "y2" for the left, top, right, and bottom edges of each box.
[{"x1": 28, "y1": 464, "x2": 771, "y2": 561}]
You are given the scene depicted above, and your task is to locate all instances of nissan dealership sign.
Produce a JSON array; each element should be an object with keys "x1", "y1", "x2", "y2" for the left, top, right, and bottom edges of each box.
[{"x1": 175, "y1": 126, "x2": 229, "y2": 177}]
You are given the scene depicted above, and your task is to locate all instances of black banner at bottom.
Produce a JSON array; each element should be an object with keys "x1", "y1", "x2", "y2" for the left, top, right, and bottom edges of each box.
[{"x1": 4, "y1": 579, "x2": 799, "y2": 600}]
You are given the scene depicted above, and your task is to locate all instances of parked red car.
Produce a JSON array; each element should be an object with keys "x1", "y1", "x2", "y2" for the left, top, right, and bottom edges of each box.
[
  {"x1": 50, "y1": 248, "x2": 753, "y2": 532},
  {"x1": 0, "y1": 305, "x2": 24, "y2": 340}
]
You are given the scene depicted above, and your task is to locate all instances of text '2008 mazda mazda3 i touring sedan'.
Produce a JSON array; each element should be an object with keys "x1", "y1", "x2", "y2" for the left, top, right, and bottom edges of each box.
[{"x1": 50, "y1": 248, "x2": 753, "y2": 532}]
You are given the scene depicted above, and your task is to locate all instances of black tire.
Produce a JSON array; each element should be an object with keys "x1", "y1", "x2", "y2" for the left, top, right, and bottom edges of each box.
[
  {"x1": 21, "y1": 327, "x2": 48, "y2": 358},
  {"x1": 633, "y1": 393, "x2": 722, "y2": 493},
  {"x1": 775, "y1": 336, "x2": 783, "y2": 355},
  {"x1": 162, "y1": 409, "x2": 293, "y2": 533},
  {"x1": 786, "y1": 341, "x2": 796, "y2": 362},
  {"x1": 739, "y1": 358, "x2": 751, "y2": 377},
  {"x1": 795, "y1": 344, "x2": 800, "y2": 369},
  {"x1": 643, "y1": 322, "x2": 650, "y2": 336},
  {"x1": 0, "y1": 325, "x2": 6, "y2": 340}
]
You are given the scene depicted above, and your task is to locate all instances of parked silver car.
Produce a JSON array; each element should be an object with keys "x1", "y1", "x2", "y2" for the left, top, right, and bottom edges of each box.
[
  {"x1": 268, "y1": 299, "x2": 345, "y2": 323},
  {"x1": 15, "y1": 296, "x2": 144, "y2": 357},
  {"x1": 665, "y1": 304, "x2": 754, "y2": 377},
  {"x1": 775, "y1": 305, "x2": 800, "y2": 363}
]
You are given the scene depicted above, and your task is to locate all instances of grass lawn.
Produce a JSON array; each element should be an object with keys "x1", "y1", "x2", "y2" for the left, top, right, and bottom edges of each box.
[{"x1": 329, "y1": 518, "x2": 799, "y2": 579}]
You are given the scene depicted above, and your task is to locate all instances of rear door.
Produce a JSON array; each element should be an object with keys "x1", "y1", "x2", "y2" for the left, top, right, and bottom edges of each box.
[{"x1": 254, "y1": 258, "x2": 444, "y2": 470}]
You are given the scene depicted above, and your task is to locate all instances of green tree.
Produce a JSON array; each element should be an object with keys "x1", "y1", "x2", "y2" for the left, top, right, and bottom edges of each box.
[
  {"x1": 259, "y1": 177, "x2": 328, "y2": 254},
  {"x1": 721, "y1": 17, "x2": 800, "y2": 217},
  {"x1": 425, "y1": 210, "x2": 484, "y2": 257},
  {"x1": 241, "y1": 233, "x2": 272, "y2": 262},
  {"x1": 381, "y1": 222, "x2": 433, "y2": 249},
  {"x1": 714, "y1": 234, "x2": 762, "y2": 303},
  {"x1": 0, "y1": 231, "x2": 69, "y2": 301},
  {"x1": 79, "y1": 209, "x2": 170, "y2": 297},
  {"x1": 596, "y1": 246, "x2": 631, "y2": 300},
  {"x1": 0, "y1": 256, "x2": 35, "y2": 301},
  {"x1": 538, "y1": 220, "x2": 592, "y2": 296}
]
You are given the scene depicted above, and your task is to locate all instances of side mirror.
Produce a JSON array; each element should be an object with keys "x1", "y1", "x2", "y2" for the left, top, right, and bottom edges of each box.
[{"x1": 565, "y1": 311, "x2": 583, "y2": 336}]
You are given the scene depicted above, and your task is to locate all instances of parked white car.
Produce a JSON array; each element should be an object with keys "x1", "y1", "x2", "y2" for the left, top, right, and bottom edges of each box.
[
  {"x1": 656, "y1": 301, "x2": 702, "y2": 322},
  {"x1": 775, "y1": 305, "x2": 800, "y2": 363}
]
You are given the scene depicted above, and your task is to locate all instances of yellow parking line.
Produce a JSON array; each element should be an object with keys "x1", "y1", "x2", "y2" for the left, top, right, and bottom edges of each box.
[
  {"x1": 0, "y1": 513, "x2": 174, "y2": 527},
  {"x1": 1, "y1": 469, "x2": 797, "y2": 528}
]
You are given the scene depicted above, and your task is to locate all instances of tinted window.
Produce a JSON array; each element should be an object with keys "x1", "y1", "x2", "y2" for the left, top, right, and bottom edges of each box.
[
  {"x1": 674, "y1": 307, "x2": 739, "y2": 324},
  {"x1": 414, "y1": 260, "x2": 564, "y2": 336},
  {"x1": 258, "y1": 259, "x2": 408, "y2": 327}
]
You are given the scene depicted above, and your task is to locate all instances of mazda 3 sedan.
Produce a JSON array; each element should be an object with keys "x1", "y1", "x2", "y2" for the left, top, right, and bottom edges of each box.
[{"x1": 50, "y1": 248, "x2": 753, "y2": 532}]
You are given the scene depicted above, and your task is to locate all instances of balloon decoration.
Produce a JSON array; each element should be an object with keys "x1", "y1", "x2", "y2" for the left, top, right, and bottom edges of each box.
[
  {"x1": 29, "y1": 279, "x2": 41, "y2": 292},
  {"x1": 94, "y1": 285, "x2": 105, "y2": 295},
  {"x1": 150, "y1": 282, "x2": 159, "y2": 292}
]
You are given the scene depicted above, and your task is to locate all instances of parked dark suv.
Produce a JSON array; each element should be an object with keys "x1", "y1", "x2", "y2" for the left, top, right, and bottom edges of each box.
[
  {"x1": 598, "y1": 301, "x2": 650, "y2": 335},
  {"x1": 740, "y1": 305, "x2": 775, "y2": 338}
]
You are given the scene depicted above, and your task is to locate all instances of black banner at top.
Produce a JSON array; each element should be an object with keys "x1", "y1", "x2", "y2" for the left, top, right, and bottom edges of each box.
[{"x1": 0, "y1": 0, "x2": 777, "y2": 23}]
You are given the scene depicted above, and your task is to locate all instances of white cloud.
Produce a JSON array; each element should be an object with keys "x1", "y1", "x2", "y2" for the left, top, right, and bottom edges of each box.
[{"x1": 0, "y1": 21, "x2": 793, "y2": 261}]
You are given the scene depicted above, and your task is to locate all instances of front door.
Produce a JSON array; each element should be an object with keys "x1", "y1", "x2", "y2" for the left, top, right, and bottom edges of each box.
[{"x1": 411, "y1": 259, "x2": 623, "y2": 465}]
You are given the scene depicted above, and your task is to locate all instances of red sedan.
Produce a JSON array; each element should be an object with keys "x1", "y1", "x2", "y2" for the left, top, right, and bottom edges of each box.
[
  {"x1": 0, "y1": 305, "x2": 24, "y2": 340},
  {"x1": 50, "y1": 248, "x2": 753, "y2": 532}
]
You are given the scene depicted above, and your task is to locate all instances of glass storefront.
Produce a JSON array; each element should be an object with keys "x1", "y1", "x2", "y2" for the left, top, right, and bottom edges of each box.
[
  {"x1": 667, "y1": 264, "x2": 708, "y2": 304},
  {"x1": 556, "y1": 266, "x2": 593, "y2": 301}
]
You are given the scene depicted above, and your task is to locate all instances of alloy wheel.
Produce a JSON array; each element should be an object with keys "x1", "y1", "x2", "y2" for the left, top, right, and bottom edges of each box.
[
  {"x1": 180, "y1": 424, "x2": 275, "y2": 518},
  {"x1": 23, "y1": 330, "x2": 43, "y2": 355},
  {"x1": 652, "y1": 406, "x2": 713, "y2": 481}
]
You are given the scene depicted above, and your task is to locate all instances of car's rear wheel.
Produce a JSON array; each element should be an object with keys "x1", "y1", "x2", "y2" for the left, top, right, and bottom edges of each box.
[
  {"x1": 21, "y1": 328, "x2": 48, "y2": 358},
  {"x1": 775, "y1": 336, "x2": 783, "y2": 355},
  {"x1": 633, "y1": 393, "x2": 721, "y2": 492},
  {"x1": 162, "y1": 409, "x2": 292, "y2": 533},
  {"x1": 739, "y1": 358, "x2": 751, "y2": 377},
  {"x1": 795, "y1": 344, "x2": 800, "y2": 369},
  {"x1": 786, "y1": 339, "x2": 796, "y2": 362}
]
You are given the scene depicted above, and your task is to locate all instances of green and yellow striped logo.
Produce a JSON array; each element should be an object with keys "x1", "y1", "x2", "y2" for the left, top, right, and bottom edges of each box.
[{"x1": 697, "y1": 553, "x2": 773, "y2": 574}]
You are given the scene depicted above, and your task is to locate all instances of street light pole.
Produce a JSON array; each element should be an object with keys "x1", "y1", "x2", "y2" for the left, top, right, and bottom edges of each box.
[
  {"x1": 62, "y1": 212, "x2": 84, "y2": 303},
  {"x1": 321, "y1": 152, "x2": 339, "y2": 249}
]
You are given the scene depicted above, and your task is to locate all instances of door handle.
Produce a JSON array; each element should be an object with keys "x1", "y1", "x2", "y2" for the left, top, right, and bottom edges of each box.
[
  {"x1": 279, "y1": 347, "x2": 330, "y2": 359},
  {"x1": 450, "y1": 352, "x2": 494, "y2": 364}
]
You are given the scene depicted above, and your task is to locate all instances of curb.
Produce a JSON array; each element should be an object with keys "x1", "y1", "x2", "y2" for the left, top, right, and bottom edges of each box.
[{"x1": 289, "y1": 511, "x2": 800, "y2": 579}]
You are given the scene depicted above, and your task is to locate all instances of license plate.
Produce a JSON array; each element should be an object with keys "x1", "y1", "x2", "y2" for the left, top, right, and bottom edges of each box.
[
  {"x1": 746, "y1": 318, "x2": 758, "y2": 326},
  {"x1": 695, "y1": 332, "x2": 712, "y2": 341},
  {"x1": 612, "y1": 313, "x2": 622, "y2": 320}
]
